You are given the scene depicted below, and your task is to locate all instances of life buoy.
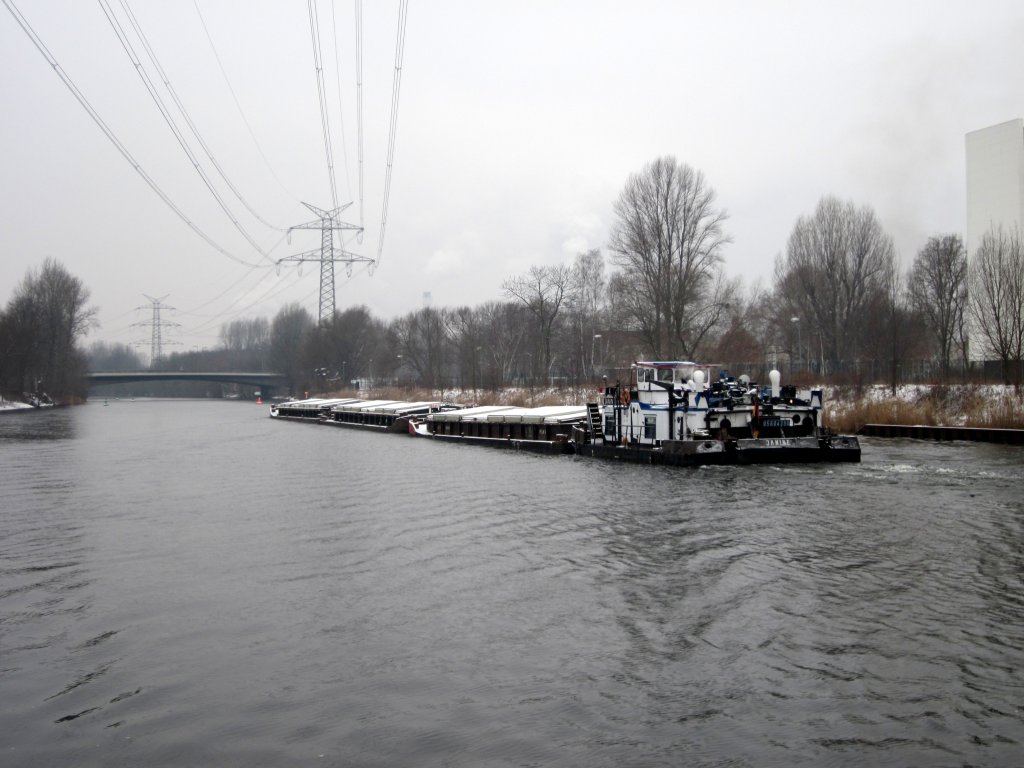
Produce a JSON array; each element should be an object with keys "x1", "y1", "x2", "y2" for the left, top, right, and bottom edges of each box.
[{"x1": 619, "y1": 389, "x2": 630, "y2": 406}]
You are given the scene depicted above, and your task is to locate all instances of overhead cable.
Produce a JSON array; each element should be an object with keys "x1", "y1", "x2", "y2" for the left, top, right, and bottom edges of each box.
[
  {"x1": 330, "y1": 0, "x2": 352, "y2": 203},
  {"x1": 1, "y1": 0, "x2": 263, "y2": 267},
  {"x1": 121, "y1": 0, "x2": 288, "y2": 232},
  {"x1": 355, "y1": 0, "x2": 364, "y2": 237},
  {"x1": 99, "y1": 0, "x2": 279, "y2": 262},
  {"x1": 191, "y1": 0, "x2": 300, "y2": 203},
  {"x1": 375, "y1": 0, "x2": 409, "y2": 270},
  {"x1": 307, "y1": 0, "x2": 339, "y2": 210}
]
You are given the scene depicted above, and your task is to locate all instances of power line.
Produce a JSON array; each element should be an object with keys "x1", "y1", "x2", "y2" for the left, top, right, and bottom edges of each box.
[
  {"x1": 375, "y1": 0, "x2": 410, "y2": 271},
  {"x1": 355, "y1": 0, "x2": 364, "y2": 238},
  {"x1": 1, "y1": 0, "x2": 264, "y2": 268},
  {"x1": 181, "y1": 262, "x2": 311, "y2": 335},
  {"x1": 191, "y1": 0, "x2": 299, "y2": 203},
  {"x1": 120, "y1": 0, "x2": 288, "y2": 233},
  {"x1": 174, "y1": 229, "x2": 292, "y2": 318},
  {"x1": 98, "y1": 0, "x2": 280, "y2": 261},
  {"x1": 330, "y1": 0, "x2": 352, "y2": 204},
  {"x1": 307, "y1": 0, "x2": 339, "y2": 211}
]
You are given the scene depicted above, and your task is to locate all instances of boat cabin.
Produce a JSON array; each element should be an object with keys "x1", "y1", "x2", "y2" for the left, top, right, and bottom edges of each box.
[{"x1": 599, "y1": 361, "x2": 824, "y2": 447}]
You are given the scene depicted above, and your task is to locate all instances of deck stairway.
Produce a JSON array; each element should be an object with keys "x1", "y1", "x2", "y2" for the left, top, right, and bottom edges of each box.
[{"x1": 586, "y1": 402, "x2": 603, "y2": 444}]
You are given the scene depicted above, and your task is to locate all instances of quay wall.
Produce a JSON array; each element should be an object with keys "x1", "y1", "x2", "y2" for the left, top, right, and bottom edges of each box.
[{"x1": 858, "y1": 424, "x2": 1024, "y2": 445}]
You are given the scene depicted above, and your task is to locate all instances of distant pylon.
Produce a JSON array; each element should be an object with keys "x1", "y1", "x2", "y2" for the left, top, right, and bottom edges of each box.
[
  {"x1": 277, "y1": 202, "x2": 372, "y2": 325},
  {"x1": 131, "y1": 294, "x2": 181, "y2": 367}
]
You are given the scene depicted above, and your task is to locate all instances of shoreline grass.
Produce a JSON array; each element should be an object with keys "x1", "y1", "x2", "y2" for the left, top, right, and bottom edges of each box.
[{"x1": 825, "y1": 384, "x2": 1024, "y2": 433}]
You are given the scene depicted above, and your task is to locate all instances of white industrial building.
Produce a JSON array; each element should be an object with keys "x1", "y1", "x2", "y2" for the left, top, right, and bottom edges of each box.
[
  {"x1": 965, "y1": 118, "x2": 1024, "y2": 257},
  {"x1": 965, "y1": 118, "x2": 1024, "y2": 364}
]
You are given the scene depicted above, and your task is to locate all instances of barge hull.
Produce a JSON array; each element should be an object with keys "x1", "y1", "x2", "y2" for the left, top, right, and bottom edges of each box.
[
  {"x1": 580, "y1": 435, "x2": 860, "y2": 466},
  {"x1": 424, "y1": 432, "x2": 575, "y2": 455}
]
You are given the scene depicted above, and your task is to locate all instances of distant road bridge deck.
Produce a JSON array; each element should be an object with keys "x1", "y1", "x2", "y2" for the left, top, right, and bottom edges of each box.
[{"x1": 87, "y1": 371, "x2": 287, "y2": 396}]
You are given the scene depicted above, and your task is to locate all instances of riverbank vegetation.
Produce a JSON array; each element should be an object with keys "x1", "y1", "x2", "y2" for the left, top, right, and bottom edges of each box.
[
  {"x1": 0, "y1": 259, "x2": 95, "y2": 405},
  {"x1": 826, "y1": 384, "x2": 1024, "y2": 433}
]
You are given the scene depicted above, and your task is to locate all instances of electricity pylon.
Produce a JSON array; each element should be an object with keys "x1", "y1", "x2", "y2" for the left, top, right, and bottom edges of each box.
[
  {"x1": 132, "y1": 294, "x2": 180, "y2": 367},
  {"x1": 278, "y1": 202, "x2": 371, "y2": 325}
]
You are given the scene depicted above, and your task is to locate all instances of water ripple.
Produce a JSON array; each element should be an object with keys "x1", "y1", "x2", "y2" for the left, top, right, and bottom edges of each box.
[{"x1": 2, "y1": 405, "x2": 1023, "y2": 765}]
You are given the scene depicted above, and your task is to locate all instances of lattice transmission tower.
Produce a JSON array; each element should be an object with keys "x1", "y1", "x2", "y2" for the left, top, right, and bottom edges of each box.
[
  {"x1": 278, "y1": 202, "x2": 371, "y2": 325},
  {"x1": 132, "y1": 294, "x2": 180, "y2": 367}
]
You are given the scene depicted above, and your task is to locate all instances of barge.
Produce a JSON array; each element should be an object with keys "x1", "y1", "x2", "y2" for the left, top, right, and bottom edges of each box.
[
  {"x1": 270, "y1": 361, "x2": 860, "y2": 466},
  {"x1": 270, "y1": 396, "x2": 457, "y2": 432},
  {"x1": 420, "y1": 404, "x2": 587, "y2": 454}
]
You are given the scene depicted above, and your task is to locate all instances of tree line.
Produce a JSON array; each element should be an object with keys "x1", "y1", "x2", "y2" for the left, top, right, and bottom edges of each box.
[
  {"x1": 0, "y1": 258, "x2": 96, "y2": 403},
  {"x1": 7, "y1": 156, "x2": 1024, "y2": 402}
]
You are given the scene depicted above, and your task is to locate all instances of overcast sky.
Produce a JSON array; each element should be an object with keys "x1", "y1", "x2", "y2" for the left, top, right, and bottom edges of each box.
[{"x1": 2, "y1": 0, "x2": 1022, "y2": 353}]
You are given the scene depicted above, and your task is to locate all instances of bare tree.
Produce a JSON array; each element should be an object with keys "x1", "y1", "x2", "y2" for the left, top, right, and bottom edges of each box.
[
  {"x1": 88, "y1": 341, "x2": 145, "y2": 371},
  {"x1": 502, "y1": 264, "x2": 573, "y2": 379},
  {"x1": 909, "y1": 234, "x2": 967, "y2": 377},
  {"x1": 219, "y1": 317, "x2": 270, "y2": 370},
  {"x1": 318, "y1": 306, "x2": 389, "y2": 388},
  {"x1": 609, "y1": 156, "x2": 730, "y2": 358},
  {"x1": 873, "y1": 257, "x2": 915, "y2": 393},
  {"x1": 1, "y1": 259, "x2": 96, "y2": 399},
  {"x1": 390, "y1": 306, "x2": 450, "y2": 390},
  {"x1": 969, "y1": 227, "x2": 1024, "y2": 383},
  {"x1": 774, "y1": 196, "x2": 896, "y2": 373},
  {"x1": 566, "y1": 249, "x2": 607, "y2": 380},
  {"x1": 445, "y1": 305, "x2": 486, "y2": 392},
  {"x1": 220, "y1": 317, "x2": 270, "y2": 353},
  {"x1": 270, "y1": 303, "x2": 314, "y2": 393},
  {"x1": 709, "y1": 279, "x2": 770, "y2": 375},
  {"x1": 477, "y1": 300, "x2": 528, "y2": 388}
]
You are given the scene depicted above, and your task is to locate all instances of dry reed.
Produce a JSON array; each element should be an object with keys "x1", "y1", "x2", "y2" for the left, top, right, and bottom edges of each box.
[{"x1": 825, "y1": 384, "x2": 1024, "y2": 432}]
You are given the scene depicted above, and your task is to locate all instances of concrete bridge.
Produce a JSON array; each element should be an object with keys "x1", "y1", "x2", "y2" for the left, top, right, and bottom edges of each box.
[{"x1": 87, "y1": 371, "x2": 288, "y2": 398}]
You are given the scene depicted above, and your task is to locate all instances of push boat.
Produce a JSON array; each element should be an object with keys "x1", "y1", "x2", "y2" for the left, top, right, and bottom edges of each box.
[{"x1": 577, "y1": 361, "x2": 860, "y2": 465}]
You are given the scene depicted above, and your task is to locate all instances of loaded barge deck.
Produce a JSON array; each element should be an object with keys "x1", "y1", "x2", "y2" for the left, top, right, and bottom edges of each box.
[{"x1": 271, "y1": 396, "x2": 454, "y2": 432}]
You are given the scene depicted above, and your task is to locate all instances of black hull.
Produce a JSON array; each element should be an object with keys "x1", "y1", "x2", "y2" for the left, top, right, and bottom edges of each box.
[
  {"x1": 273, "y1": 410, "x2": 861, "y2": 465},
  {"x1": 580, "y1": 435, "x2": 861, "y2": 467},
  {"x1": 420, "y1": 432, "x2": 575, "y2": 455}
]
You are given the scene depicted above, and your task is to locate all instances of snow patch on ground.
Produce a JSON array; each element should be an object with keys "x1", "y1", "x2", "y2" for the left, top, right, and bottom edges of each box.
[
  {"x1": 0, "y1": 399, "x2": 35, "y2": 412},
  {"x1": 823, "y1": 383, "x2": 1021, "y2": 427}
]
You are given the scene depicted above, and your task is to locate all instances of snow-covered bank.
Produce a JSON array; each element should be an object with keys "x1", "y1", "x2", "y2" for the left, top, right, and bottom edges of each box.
[
  {"x1": 0, "y1": 399, "x2": 36, "y2": 412},
  {"x1": 824, "y1": 383, "x2": 1023, "y2": 431},
  {"x1": 0, "y1": 392, "x2": 56, "y2": 412}
]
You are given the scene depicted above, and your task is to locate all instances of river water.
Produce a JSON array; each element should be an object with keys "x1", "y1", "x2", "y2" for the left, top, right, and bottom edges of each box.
[{"x1": 1, "y1": 399, "x2": 1022, "y2": 767}]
